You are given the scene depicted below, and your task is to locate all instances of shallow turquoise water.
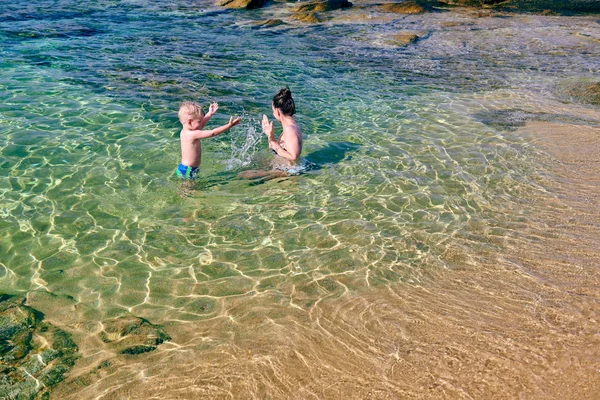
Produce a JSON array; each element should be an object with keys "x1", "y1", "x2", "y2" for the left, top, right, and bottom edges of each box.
[{"x1": 1, "y1": 0, "x2": 599, "y2": 345}]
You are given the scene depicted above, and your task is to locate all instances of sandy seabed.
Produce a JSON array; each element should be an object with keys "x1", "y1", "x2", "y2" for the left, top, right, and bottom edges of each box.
[{"x1": 43, "y1": 116, "x2": 600, "y2": 399}]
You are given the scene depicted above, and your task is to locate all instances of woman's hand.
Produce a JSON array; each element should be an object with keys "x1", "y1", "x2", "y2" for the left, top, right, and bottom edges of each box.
[{"x1": 262, "y1": 114, "x2": 275, "y2": 141}]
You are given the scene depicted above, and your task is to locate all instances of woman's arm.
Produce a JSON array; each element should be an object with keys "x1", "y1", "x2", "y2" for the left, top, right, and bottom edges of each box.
[
  {"x1": 269, "y1": 137, "x2": 300, "y2": 161},
  {"x1": 262, "y1": 114, "x2": 301, "y2": 161}
]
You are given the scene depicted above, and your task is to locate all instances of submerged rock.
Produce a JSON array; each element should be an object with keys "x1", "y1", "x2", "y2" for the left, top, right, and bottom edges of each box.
[
  {"x1": 426, "y1": 0, "x2": 600, "y2": 13},
  {"x1": 99, "y1": 315, "x2": 171, "y2": 355},
  {"x1": 388, "y1": 32, "x2": 421, "y2": 46},
  {"x1": 294, "y1": 0, "x2": 353, "y2": 13},
  {"x1": 378, "y1": 1, "x2": 430, "y2": 14},
  {"x1": 504, "y1": 0, "x2": 600, "y2": 13},
  {"x1": 292, "y1": 11, "x2": 324, "y2": 23},
  {"x1": 290, "y1": 0, "x2": 354, "y2": 23},
  {"x1": 219, "y1": 0, "x2": 270, "y2": 9},
  {"x1": 254, "y1": 18, "x2": 286, "y2": 27},
  {"x1": 431, "y1": 0, "x2": 506, "y2": 5},
  {"x1": 563, "y1": 82, "x2": 600, "y2": 105},
  {"x1": 0, "y1": 294, "x2": 79, "y2": 399}
]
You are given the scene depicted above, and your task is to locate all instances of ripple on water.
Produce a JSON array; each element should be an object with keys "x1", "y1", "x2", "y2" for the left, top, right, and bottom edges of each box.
[{"x1": 1, "y1": 2, "x2": 600, "y2": 398}]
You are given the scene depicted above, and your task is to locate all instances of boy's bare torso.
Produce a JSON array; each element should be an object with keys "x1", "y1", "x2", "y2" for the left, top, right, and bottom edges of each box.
[{"x1": 180, "y1": 129, "x2": 202, "y2": 167}]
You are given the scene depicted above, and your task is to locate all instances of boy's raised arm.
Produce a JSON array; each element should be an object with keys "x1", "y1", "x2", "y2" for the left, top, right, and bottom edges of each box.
[
  {"x1": 190, "y1": 116, "x2": 241, "y2": 140},
  {"x1": 199, "y1": 102, "x2": 219, "y2": 129}
]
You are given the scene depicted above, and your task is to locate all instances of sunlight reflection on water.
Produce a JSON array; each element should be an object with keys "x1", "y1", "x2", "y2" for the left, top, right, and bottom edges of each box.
[{"x1": 1, "y1": 1, "x2": 599, "y2": 398}]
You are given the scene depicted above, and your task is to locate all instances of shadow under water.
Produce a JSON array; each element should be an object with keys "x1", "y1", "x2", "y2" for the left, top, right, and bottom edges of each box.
[{"x1": 303, "y1": 141, "x2": 361, "y2": 170}]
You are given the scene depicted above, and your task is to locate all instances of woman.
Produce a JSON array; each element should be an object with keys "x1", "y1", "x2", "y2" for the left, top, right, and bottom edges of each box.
[
  {"x1": 239, "y1": 88, "x2": 303, "y2": 180},
  {"x1": 262, "y1": 87, "x2": 303, "y2": 165}
]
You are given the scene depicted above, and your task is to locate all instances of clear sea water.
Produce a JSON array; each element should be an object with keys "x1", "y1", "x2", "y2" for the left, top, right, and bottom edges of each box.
[{"x1": 1, "y1": 1, "x2": 599, "y2": 398}]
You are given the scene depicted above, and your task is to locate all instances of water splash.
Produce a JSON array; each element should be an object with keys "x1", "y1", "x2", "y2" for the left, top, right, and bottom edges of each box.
[{"x1": 225, "y1": 122, "x2": 263, "y2": 170}]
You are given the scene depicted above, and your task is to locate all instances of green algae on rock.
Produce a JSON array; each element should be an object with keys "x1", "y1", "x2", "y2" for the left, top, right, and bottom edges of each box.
[{"x1": 0, "y1": 294, "x2": 79, "y2": 399}]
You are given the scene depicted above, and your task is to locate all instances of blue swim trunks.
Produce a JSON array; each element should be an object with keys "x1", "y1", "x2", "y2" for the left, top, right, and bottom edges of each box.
[{"x1": 176, "y1": 164, "x2": 200, "y2": 180}]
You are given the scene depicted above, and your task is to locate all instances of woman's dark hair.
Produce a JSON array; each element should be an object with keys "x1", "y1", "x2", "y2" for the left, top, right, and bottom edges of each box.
[{"x1": 272, "y1": 87, "x2": 295, "y2": 116}]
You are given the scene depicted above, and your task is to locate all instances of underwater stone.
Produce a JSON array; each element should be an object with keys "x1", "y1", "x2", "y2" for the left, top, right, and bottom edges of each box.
[
  {"x1": 424, "y1": 0, "x2": 600, "y2": 13},
  {"x1": 99, "y1": 315, "x2": 171, "y2": 355},
  {"x1": 508, "y1": 0, "x2": 600, "y2": 12},
  {"x1": 219, "y1": 0, "x2": 269, "y2": 9},
  {"x1": 294, "y1": 0, "x2": 353, "y2": 13},
  {"x1": 379, "y1": 1, "x2": 429, "y2": 14},
  {"x1": 0, "y1": 295, "x2": 36, "y2": 341},
  {"x1": 0, "y1": 294, "x2": 79, "y2": 399},
  {"x1": 564, "y1": 81, "x2": 600, "y2": 105},
  {"x1": 291, "y1": 12, "x2": 321, "y2": 24},
  {"x1": 254, "y1": 19, "x2": 286, "y2": 27},
  {"x1": 120, "y1": 345, "x2": 157, "y2": 355},
  {"x1": 388, "y1": 32, "x2": 421, "y2": 46}
]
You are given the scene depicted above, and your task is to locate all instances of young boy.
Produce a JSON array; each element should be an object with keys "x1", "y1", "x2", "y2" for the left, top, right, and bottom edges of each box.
[{"x1": 177, "y1": 101, "x2": 241, "y2": 179}]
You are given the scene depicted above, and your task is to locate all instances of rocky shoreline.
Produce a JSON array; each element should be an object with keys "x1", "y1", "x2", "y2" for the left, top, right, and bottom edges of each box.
[
  {"x1": 219, "y1": 0, "x2": 600, "y2": 15},
  {"x1": 218, "y1": 0, "x2": 599, "y2": 47}
]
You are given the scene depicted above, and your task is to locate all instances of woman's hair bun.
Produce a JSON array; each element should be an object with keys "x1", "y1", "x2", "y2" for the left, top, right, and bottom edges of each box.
[{"x1": 273, "y1": 87, "x2": 295, "y2": 116}]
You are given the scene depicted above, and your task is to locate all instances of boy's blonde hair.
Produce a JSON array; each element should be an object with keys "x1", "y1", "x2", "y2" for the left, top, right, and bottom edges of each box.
[{"x1": 178, "y1": 101, "x2": 204, "y2": 123}]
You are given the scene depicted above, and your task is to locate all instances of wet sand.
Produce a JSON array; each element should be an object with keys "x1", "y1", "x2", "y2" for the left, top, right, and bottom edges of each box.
[{"x1": 46, "y1": 120, "x2": 600, "y2": 399}]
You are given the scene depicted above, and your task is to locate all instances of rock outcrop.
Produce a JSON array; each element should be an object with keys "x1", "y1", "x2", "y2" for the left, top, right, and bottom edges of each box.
[
  {"x1": 292, "y1": 12, "x2": 324, "y2": 23},
  {"x1": 426, "y1": 0, "x2": 600, "y2": 13},
  {"x1": 293, "y1": 0, "x2": 353, "y2": 13},
  {"x1": 379, "y1": 1, "x2": 430, "y2": 14},
  {"x1": 219, "y1": 0, "x2": 270, "y2": 9}
]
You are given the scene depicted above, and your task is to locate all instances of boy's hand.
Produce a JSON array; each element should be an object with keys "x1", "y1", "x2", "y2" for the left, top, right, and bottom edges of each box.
[
  {"x1": 208, "y1": 102, "x2": 219, "y2": 115},
  {"x1": 229, "y1": 116, "x2": 242, "y2": 127},
  {"x1": 262, "y1": 114, "x2": 275, "y2": 140}
]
